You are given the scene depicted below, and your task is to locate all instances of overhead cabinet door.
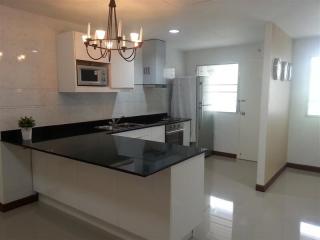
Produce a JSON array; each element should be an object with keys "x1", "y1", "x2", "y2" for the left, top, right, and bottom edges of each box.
[{"x1": 109, "y1": 53, "x2": 134, "y2": 89}]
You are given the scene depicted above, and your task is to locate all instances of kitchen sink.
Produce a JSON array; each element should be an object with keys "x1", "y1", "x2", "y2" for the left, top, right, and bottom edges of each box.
[
  {"x1": 96, "y1": 122, "x2": 144, "y2": 131},
  {"x1": 115, "y1": 122, "x2": 144, "y2": 128}
]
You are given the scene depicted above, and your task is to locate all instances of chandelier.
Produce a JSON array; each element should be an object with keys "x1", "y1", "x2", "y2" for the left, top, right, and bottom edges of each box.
[{"x1": 82, "y1": 0, "x2": 143, "y2": 62}]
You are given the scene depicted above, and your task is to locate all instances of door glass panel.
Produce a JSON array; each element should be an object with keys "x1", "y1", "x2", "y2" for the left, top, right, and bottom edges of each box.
[
  {"x1": 196, "y1": 75, "x2": 214, "y2": 152},
  {"x1": 207, "y1": 93, "x2": 238, "y2": 112}
]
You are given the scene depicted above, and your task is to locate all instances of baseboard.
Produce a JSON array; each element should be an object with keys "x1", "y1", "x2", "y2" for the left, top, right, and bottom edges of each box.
[
  {"x1": 213, "y1": 151, "x2": 237, "y2": 159},
  {"x1": 287, "y1": 163, "x2": 320, "y2": 173},
  {"x1": 0, "y1": 194, "x2": 38, "y2": 212},
  {"x1": 255, "y1": 184, "x2": 265, "y2": 192},
  {"x1": 255, "y1": 164, "x2": 287, "y2": 192}
]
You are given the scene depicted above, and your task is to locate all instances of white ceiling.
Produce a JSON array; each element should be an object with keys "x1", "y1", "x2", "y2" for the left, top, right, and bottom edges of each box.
[{"x1": 0, "y1": 0, "x2": 319, "y2": 50}]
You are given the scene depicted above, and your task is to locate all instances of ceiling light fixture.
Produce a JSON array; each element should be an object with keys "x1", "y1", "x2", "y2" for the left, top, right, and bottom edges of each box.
[
  {"x1": 169, "y1": 29, "x2": 180, "y2": 34},
  {"x1": 83, "y1": 0, "x2": 143, "y2": 62},
  {"x1": 17, "y1": 54, "x2": 26, "y2": 62}
]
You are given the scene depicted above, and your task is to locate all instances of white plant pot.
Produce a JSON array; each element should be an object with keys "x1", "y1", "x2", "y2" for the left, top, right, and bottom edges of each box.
[{"x1": 21, "y1": 128, "x2": 32, "y2": 141}]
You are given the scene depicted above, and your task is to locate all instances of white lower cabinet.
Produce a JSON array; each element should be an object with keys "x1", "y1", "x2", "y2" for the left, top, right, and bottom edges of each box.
[
  {"x1": 0, "y1": 143, "x2": 35, "y2": 204},
  {"x1": 113, "y1": 121, "x2": 191, "y2": 146},
  {"x1": 32, "y1": 150, "x2": 205, "y2": 240},
  {"x1": 113, "y1": 126, "x2": 165, "y2": 143}
]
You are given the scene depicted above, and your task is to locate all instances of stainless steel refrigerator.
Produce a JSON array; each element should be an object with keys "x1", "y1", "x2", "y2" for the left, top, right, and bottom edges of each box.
[{"x1": 169, "y1": 75, "x2": 214, "y2": 153}]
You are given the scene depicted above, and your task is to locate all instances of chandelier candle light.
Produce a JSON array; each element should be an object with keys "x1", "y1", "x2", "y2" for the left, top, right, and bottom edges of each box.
[{"x1": 82, "y1": 0, "x2": 143, "y2": 62}]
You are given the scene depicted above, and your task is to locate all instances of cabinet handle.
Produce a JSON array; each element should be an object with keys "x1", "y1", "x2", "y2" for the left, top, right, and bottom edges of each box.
[{"x1": 144, "y1": 67, "x2": 150, "y2": 75}]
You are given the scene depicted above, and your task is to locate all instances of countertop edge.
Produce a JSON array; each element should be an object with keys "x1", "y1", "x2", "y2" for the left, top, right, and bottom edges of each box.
[{"x1": 3, "y1": 139, "x2": 205, "y2": 178}]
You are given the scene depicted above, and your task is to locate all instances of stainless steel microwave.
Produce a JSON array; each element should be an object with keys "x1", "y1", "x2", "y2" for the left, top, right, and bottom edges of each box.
[{"x1": 76, "y1": 60, "x2": 108, "y2": 87}]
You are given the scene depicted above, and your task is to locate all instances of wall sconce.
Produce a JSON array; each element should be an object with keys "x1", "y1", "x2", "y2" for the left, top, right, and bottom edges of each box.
[
  {"x1": 281, "y1": 62, "x2": 288, "y2": 81},
  {"x1": 287, "y1": 63, "x2": 293, "y2": 81},
  {"x1": 273, "y1": 58, "x2": 293, "y2": 81},
  {"x1": 272, "y1": 58, "x2": 282, "y2": 80}
]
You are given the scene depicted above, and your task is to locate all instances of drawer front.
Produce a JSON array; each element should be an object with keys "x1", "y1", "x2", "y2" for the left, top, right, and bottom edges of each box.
[{"x1": 113, "y1": 126, "x2": 165, "y2": 142}]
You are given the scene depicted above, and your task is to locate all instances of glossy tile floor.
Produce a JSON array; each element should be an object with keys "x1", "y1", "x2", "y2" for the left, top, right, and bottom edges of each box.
[
  {"x1": 0, "y1": 156, "x2": 320, "y2": 240},
  {"x1": 194, "y1": 156, "x2": 320, "y2": 240}
]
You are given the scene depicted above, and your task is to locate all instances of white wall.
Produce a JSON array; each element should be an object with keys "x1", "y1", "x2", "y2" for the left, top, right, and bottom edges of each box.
[
  {"x1": 287, "y1": 37, "x2": 320, "y2": 168},
  {"x1": 184, "y1": 42, "x2": 263, "y2": 148},
  {"x1": 166, "y1": 45, "x2": 185, "y2": 77},
  {"x1": 0, "y1": 5, "x2": 167, "y2": 131},
  {"x1": 257, "y1": 23, "x2": 292, "y2": 185}
]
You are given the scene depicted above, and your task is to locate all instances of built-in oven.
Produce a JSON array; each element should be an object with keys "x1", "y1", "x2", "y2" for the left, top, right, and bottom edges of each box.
[
  {"x1": 165, "y1": 123, "x2": 184, "y2": 145},
  {"x1": 76, "y1": 60, "x2": 108, "y2": 87}
]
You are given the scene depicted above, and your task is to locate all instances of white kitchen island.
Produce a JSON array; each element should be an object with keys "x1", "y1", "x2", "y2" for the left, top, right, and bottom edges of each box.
[{"x1": 3, "y1": 131, "x2": 205, "y2": 240}]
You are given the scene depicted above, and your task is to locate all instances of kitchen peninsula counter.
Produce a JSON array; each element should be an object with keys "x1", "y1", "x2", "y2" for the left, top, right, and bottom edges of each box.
[
  {"x1": 1, "y1": 127, "x2": 205, "y2": 240},
  {"x1": 2, "y1": 131, "x2": 204, "y2": 177}
]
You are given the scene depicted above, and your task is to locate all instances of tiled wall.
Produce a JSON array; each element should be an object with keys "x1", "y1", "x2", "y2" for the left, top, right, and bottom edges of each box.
[{"x1": 0, "y1": 5, "x2": 167, "y2": 131}]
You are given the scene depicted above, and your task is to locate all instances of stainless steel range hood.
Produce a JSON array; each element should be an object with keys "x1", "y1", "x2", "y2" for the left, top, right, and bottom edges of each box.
[{"x1": 135, "y1": 39, "x2": 167, "y2": 87}]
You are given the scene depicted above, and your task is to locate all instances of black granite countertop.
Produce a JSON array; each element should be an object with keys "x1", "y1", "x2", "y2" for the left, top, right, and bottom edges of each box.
[
  {"x1": 0, "y1": 113, "x2": 200, "y2": 177},
  {"x1": 1, "y1": 113, "x2": 191, "y2": 142},
  {"x1": 2, "y1": 132, "x2": 204, "y2": 177}
]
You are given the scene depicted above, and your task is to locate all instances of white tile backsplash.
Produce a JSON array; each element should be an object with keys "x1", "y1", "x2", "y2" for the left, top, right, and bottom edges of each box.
[{"x1": 0, "y1": 5, "x2": 167, "y2": 131}]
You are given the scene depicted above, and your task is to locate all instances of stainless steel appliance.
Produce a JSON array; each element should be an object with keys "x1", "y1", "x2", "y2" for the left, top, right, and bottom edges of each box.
[
  {"x1": 76, "y1": 60, "x2": 108, "y2": 86},
  {"x1": 196, "y1": 73, "x2": 214, "y2": 153},
  {"x1": 165, "y1": 123, "x2": 184, "y2": 145}
]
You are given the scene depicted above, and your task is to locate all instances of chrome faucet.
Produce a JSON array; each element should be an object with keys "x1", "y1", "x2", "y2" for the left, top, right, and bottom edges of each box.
[{"x1": 109, "y1": 116, "x2": 125, "y2": 126}]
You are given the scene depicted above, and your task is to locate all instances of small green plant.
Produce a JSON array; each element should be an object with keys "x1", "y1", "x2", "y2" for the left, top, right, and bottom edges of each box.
[{"x1": 18, "y1": 116, "x2": 36, "y2": 128}]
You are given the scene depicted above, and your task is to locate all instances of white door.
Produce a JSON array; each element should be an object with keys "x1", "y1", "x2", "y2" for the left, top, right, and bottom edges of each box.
[
  {"x1": 197, "y1": 62, "x2": 261, "y2": 162},
  {"x1": 237, "y1": 59, "x2": 262, "y2": 161}
]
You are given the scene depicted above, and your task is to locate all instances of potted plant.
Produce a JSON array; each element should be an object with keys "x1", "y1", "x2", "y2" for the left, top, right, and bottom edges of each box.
[{"x1": 18, "y1": 116, "x2": 36, "y2": 141}]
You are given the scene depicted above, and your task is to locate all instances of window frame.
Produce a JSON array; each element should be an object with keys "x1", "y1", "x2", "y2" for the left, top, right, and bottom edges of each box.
[
  {"x1": 306, "y1": 56, "x2": 320, "y2": 117},
  {"x1": 196, "y1": 63, "x2": 240, "y2": 114}
]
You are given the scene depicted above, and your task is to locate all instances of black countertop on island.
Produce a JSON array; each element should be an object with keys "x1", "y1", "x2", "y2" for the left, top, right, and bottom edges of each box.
[
  {"x1": 2, "y1": 132, "x2": 204, "y2": 177},
  {"x1": 0, "y1": 113, "x2": 201, "y2": 177}
]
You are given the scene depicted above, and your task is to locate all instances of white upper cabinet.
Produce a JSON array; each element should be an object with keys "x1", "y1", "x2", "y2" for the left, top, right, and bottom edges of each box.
[
  {"x1": 73, "y1": 31, "x2": 108, "y2": 63},
  {"x1": 57, "y1": 31, "x2": 134, "y2": 92},
  {"x1": 109, "y1": 52, "x2": 134, "y2": 89},
  {"x1": 134, "y1": 49, "x2": 143, "y2": 85}
]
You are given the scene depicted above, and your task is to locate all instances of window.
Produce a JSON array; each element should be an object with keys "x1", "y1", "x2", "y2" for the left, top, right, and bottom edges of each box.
[
  {"x1": 199, "y1": 64, "x2": 239, "y2": 113},
  {"x1": 300, "y1": 222, "x2": 320, "y2": 239},
  {"x1": 308, "y1": 57, "x2": 320, "y2": 116}
]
